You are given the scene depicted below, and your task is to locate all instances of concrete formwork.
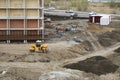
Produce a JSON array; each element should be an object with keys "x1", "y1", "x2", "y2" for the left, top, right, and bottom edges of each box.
[
  {"x1": 26, "y1": 10, "x2": 38, "y2": 18},
  {"x1": 0, "y1": 10, "x2": 6, "y2": 17},
  {"x1": 0, "y1": 0, "x2": 7, "y2": 7},
  {"x1": 0, "y1": 0, "x2": 44, "y2": 42},
  {"x1": 10, "y1": 20, "x2": 24, "y2": 28},
  {"x1": 0, "y1": 20, "x2": 7, "y2": 28},
  {"x1": 10, "y1": 10, "x2": 24, "y2": 17},
  {"x1": 10, "y1": 30, "x2": 24, "y2": 36},
  {"x1": 27, "y1": 20, "x2": 38, "y2": 28},
  {"x1": 10, "y1": 0, "x2": 24, "y2": 8},
  {"x1": 0, "y1": 30, "x2": 6, "y2": 35},
  {"x1": 26, "y1": 0, "x2": 39, "y2": 8}
]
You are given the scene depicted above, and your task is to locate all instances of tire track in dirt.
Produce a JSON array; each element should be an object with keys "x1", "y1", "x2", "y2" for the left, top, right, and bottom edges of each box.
[{"x1": 62, "y1": 42, "x2": 120, "y2": 65}]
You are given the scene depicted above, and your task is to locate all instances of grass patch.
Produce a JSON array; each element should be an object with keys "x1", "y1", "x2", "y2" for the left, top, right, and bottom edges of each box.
[
  {"x1": 44, "y1": 0, "x2": 89, "y2": 11},
  {"x1": 106, "y1": 2, "x2": 120, "y2": 8}
]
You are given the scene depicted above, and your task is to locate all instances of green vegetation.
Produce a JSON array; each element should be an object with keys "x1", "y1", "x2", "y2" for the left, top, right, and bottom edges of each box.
[
  {"x1": 44, "y1": 0, "x2": 89, "y2": 11},
  {"x1": 107, "y1": 1, "x2": 120, "y2": 8},
  {"x1": 70, "y1": 0, "x2": 89, "y2": 11}
]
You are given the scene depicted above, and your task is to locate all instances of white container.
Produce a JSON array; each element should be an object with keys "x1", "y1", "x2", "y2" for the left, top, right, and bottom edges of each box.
[{"x1": 100, "y1": 16, "x2": 110, "y2": 25}]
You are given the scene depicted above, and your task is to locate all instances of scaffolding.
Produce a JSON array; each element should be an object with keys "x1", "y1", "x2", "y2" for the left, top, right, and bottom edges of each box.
[{"x1": 0, "y1": 0, "x2": 44, "y2": 43}]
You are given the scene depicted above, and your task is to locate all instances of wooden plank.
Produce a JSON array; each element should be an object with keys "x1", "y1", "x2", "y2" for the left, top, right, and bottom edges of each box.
[
  {"x1": 27, "y1": 20, "x2": 38, "y2": 28},
  {"x1": 10, "y1": 10, "x2": 24, "y2": 17},
  {"x1": 0, "y1": 20, "x2": 7, "y2": 28},
  {"x1": 27, "y1": 10, "x2": 38, "y2": 17},
  {"x1": 0, "y1": 10, "x2": 6, "y2": 17},
  {"x1": 10, "y1": 0, "x2": 24, "y2": 8},
  {"x1": 10, "y1": 20, "x2": 24, "y2": 28},
  {"x1": 0, "y1": 0, "x2": 6, "y2": 7},
  {"x1": 26, "y1": 0, "x2": 39, "y2": 8},
  {"x1": 0, "y1": 35, "x2": 42, "y2": 40}
]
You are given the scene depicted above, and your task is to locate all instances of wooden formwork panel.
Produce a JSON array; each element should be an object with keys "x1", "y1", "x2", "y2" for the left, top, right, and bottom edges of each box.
[
  {"x1": 0, "y1": 35, "x2": 42, "y2": 40},
  {"x1": 0, "y1": 10, "x2": 6, "y2": 17},
  {"x1": 10, "y1": 10, "x2": 24, "y2": 17},
  {"x1": 27, "y1": 19, "x2": 38, "y2": 28},
  {"x1": 27, "y1": 30, "x2": 38, "y2": 36},
  {"x1": 10, "y1": 20, "x2": 24, "y2": 28},
  {"x1": 10, "y1": 30, "x2": 24, "y2": 36},
  {"x1": 0, "y1": 30, "x2": 6, "y2": 35},
  {"x1": 26, "y1": 0, "x2": 39, "y2": 8},
  {"x1": 10, "y1": 0, "x2": 24, "y2": 8},
  {"x1": 26, "y1": 10, "x2": 38, "y2": 17},
  {"x1": 0, "y1": 0, "x2": 7, "y2": 7},
  {"x1": 0, "y1": 20, "x2": 7, "y2": 28}
]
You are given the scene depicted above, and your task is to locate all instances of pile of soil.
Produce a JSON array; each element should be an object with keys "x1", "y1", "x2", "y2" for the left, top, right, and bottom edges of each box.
[
  {"x1": 64, "y1": 56, "x2": 119, "y2": 75},
  {"x1": 114, "y1": 47, "x2": 120, "y2": 53},
  {"x1": 98, "y1": 30, "x2": 120, "y2": 47}
]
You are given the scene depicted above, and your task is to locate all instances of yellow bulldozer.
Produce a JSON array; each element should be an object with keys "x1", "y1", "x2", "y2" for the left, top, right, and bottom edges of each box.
[{"x1": 29, "y1": 40, "x2": 48, "y2": 53}]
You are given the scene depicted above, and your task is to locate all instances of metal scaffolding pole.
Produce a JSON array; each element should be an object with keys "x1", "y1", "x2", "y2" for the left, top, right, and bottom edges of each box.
[{"x1": 42, "y1": 0, "x2": 44, "y2": 40}]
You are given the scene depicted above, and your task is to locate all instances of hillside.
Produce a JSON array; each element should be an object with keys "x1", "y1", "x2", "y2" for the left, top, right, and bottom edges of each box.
[{"x1": 45, "y1": 0, "x2": 120, "y2": 14}]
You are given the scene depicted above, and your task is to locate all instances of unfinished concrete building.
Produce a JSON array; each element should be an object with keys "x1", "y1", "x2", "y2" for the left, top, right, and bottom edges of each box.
[{"x1": 0, "y1": 0, "x2": 44, "y2": 43}]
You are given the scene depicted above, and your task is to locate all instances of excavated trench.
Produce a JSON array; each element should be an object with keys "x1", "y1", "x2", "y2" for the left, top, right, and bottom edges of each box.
[{"x1": 64, "y1": 56, "x2": 119, "y2": 75}]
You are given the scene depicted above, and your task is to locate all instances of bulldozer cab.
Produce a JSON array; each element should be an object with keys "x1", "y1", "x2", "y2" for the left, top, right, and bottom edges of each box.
[{"x1": 36, "y1": 40, "x2": 42, "y2": 47}]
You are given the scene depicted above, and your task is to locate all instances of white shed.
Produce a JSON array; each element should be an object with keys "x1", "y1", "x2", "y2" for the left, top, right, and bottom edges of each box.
[{"x1": 100, "y1": 15, "x2": 111, "y2": 25}]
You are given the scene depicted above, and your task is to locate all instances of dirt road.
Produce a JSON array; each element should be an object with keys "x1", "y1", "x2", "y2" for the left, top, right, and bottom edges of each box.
[
  {"x1": 0, "y1": 42, "x2": 119, "y2": 69},
  {"x1": 63, "y1": 42, "x2": 120, "y2": 65}
]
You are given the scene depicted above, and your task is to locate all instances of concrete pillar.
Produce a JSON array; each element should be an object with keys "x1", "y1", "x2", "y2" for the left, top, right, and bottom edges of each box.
[
  {"x1": 7, "y1": 40, "x2": 10, "y2": 43},
  {"x1": 93, "y1": 16, "x2": 95, "y2": 23},
  {"x1": 24, "y1": 40, "x2": 27, "y2": 43}
]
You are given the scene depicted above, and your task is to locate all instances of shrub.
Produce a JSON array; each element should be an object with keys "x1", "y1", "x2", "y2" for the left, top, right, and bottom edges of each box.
[
  {"x1": 70, "y1": 0, "x2": 89, "y2": 11},
  {"x1": 108, "y1": 1, "x2": 120, "y2": 8}
]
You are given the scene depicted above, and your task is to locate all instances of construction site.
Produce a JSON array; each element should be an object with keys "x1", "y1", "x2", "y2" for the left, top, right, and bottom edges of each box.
[
  {"x1": 0, "y1": 0, "x2": 120, "y2": 80},
  {"x1": 0, "y1": 0, "x2": 44, "y2": 42}
]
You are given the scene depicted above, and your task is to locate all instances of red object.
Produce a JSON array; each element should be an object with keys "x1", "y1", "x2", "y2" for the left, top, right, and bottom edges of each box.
[{"x1": 89, "y1": 15, "x2": 102, "y2": 23}]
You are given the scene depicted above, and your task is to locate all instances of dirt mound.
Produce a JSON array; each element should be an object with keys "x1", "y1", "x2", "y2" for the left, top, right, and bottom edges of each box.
[
  {"x1": 64, "y1": 56, "x2": 119, "y2": 75},
  {"x1": 114, "y1": 47, "x2": 120, "y2": 53},
  {"x1": 98, "y1": 30, "x2": 120, "y2": 47}
]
